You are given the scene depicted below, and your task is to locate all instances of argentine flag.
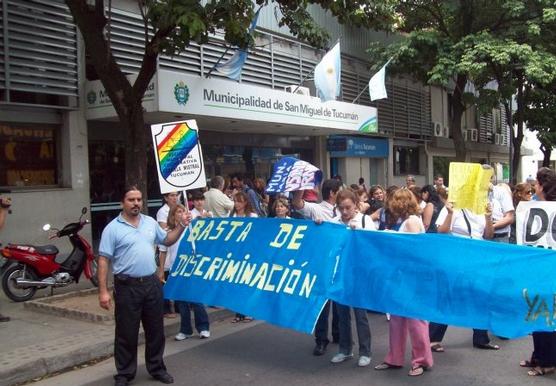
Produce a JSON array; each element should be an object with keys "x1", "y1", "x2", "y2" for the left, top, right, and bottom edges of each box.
[
  {"x1": 314, "y1": 42, "x2": 341, "y2": 102},
  {"x1": 215, "y1": 8, "x2": 261, "y2": 80},
  {"x1": 368, "y1": 59, "x2": 391, "y2": 101}
]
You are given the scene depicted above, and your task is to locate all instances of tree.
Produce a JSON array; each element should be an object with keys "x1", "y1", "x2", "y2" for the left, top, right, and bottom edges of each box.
[
  {"x1": 367, "y1": 0, "x2": 556, "y2": 183},
  {"x1": 524, "y1": 83, "x2": 556, "y2": 166},
  {"x1": 65, "y1": 0, "x2": 386, "y2": 202}
]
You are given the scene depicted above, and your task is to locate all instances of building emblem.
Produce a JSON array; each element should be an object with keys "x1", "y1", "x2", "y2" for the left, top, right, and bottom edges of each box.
[
  {"x1": 174, "y1": 81, "x2": 189, "y2": 106},
  {"x1": 87, "y1": 91, "x2": 97, "y2": 105}
]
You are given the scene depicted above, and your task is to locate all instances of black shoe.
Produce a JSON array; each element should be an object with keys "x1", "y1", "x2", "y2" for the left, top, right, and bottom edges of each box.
[
  {"x1": 114, "y1": 377, "x2": 128, "y2": 386},
  {"x1": 313, "y1": 343, "x2": 327, "y2": 356},
  {"x1": 152, "y1": 372, "x2": 174, "y2": 384},
  {"x1": 0, "y1": 314, "x2": 10, "y2": 322}
]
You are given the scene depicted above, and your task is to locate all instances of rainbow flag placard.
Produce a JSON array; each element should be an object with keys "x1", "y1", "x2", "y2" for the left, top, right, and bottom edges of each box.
[{"x1": 151, "y1": 120, "x2": 206, "y2": 194}]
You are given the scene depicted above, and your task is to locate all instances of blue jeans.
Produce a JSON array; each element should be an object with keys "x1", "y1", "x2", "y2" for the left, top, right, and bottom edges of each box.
[
  {"x1": 337, "y1": 303, "x2": 371, "y2": 356},
  {"x1": 176, "y1": 301, "x2": 209, "y2": 335}
]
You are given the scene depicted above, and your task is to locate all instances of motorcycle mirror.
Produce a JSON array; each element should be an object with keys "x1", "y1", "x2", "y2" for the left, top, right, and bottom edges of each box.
[
  {"x1": 81, "y1": 207, "x2": 87, "y2": 215},
  {"x1": 42, "y1": 224, "x2": 51, "y2": 232}
]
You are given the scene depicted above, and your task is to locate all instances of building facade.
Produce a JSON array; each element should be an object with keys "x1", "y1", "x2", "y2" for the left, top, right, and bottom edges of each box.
[{"x1": 1, "y1": 0, "x2": 509, "y2": 245}]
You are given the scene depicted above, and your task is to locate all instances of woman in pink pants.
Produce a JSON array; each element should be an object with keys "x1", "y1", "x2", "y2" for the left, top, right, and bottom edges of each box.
[{"x1": 374, "y1": 188, "x2": 433, "y2": 376}]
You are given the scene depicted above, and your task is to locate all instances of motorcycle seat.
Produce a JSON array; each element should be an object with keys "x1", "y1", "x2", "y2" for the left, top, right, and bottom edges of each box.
[{"x1": 32, "y1": 245, "x2": 59, "y2": 255}]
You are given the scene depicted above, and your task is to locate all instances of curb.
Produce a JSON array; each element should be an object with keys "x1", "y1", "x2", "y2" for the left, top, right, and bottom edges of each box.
[
  {"x1": 0, "y1": 307, "x2": 233, "y2": 386},
  {"x1": 24, "y1": 288, "x2": 112, "y2": 322}
]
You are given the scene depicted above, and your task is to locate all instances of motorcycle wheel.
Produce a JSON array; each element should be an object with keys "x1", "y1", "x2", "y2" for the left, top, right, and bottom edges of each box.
[
  {"x1": 2, "y1": 265, "x2": 38, "y2": 302},
  {"x1": 88, "y1": 257, "x2": 99, "y2": 287}
]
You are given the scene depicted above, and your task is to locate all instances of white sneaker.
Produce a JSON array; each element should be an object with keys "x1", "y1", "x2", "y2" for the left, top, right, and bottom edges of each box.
[
  {"x1": 358, "y1": 356, "x2": 371, "y2": 367},
  {"x1": 175, "y1": 332, "x2": 191, "y2": 341},
  {"x1": 330, "y1": 352, "x2": 353, "y2": 363},
  {"x1": 199, "y1": 330, "x2": 211, "y2": 339}
]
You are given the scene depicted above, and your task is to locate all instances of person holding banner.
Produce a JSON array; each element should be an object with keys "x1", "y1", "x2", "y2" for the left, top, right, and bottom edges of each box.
[
  {"x1": 330, "y1": 190, "x2": 374, "y2": 367},
  {"x1": 374, "y1": 188, "x2": 433, "y2": 376},
  {"x1": 98, "y1": 186, "x2": 192, "y2": 386},
  {"x1": 521, "y1": 167, "x2": 556, "y2": 376},
  {"x1": 428, "y1": 201, "x2": 498, "y2": 352},
  {"x1": 230, "y1": 191, "x2": 258, "y2": 323},
  {"x1": 292, "y1": 179, "x2": 343, "y2": 356},
  {"x1": 159, "y1": 204, "x2": 210, "y2": 341}
]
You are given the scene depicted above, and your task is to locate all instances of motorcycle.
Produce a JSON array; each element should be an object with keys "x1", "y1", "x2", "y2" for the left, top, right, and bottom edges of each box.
[{"x1": 1, "y1": 207, "x2": 98, "y2": 302}]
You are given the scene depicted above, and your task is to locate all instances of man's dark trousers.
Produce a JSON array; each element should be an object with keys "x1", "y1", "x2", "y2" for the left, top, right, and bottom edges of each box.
[
  {"x1": 113, "y1": 275, "x2": 167, "y2": 382},
  {"x1": 314, "y1": 300, "x2": 339, "y2": 346}
]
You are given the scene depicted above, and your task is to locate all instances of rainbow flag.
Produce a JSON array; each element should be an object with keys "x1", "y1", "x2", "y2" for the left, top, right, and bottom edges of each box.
[{"x1": 157, "y1": 122, "x2": 198, "y2": 179}]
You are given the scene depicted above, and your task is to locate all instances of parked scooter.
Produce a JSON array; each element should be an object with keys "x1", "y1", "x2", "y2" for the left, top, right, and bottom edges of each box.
[{"x1": 1, "y1": 207, "x2": 98, "y2": 302}]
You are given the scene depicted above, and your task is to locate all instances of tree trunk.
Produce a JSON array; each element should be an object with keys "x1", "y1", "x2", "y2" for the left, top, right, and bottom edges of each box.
[
  {"x1": 511, "y1": 78, "x2": 526, "y2": 185},
  {"x1": 122, "y1": 103, "x2": 149, "y2": 210},
  {"x1": 451, "y1": 74, "x2": 468, "y2": 162},
  {"x1": 539, "y1": 140, "x2": 552, "y2": 167}
]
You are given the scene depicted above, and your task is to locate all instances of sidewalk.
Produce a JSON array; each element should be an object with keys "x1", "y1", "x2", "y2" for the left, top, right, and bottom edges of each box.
[{"x1": 0, "y1": 284, "x2": 232, "y2": 386}]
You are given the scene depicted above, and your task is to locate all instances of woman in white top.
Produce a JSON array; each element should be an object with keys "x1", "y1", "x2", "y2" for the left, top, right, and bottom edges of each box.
[
  {"x1": 159, "y1": 204, "x2": 211, "y2": 341},
  {"x1": 330, "y1": 190, "x2": 375, "y2": 367},
  {"x1": 230, "y1": 191, "x2": 257, "y2": 323},
  {"x1": 230, "y1": 191, "x2": 259, "y2": 218},
  {"x1": 429, "y1": 201, "x2": 498, "y2": 352},
  {"x1": 374, "y1": 188, "x2": 433, "y2": 376}
]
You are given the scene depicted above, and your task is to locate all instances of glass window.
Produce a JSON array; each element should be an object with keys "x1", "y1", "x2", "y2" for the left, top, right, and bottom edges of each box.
[
  {"x1": 0, "y1": 123, "x2": 59, "y2": 187},
  {"x1": 394, "y1": 146, "x2": 420, "y2": 175}
]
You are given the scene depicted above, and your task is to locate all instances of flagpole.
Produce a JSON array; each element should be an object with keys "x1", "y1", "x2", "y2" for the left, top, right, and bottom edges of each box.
[
  {"x1": 352, "y1": 83, "x2": 370, "y2": 104},
  {"x1": 292, "y1": 68, "x2": 315, "y2": 93},
  {"x1": 205, "y1": 46, "x2": 231, "y2": 78},
  {"x1": 354, "y1": 58, "x2": 393, "y2": 103}
]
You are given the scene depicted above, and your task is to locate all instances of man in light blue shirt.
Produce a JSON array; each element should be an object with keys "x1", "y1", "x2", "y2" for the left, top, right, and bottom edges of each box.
[{"x1": 98, "y1": 186, "x2": 191, "y2": 386}]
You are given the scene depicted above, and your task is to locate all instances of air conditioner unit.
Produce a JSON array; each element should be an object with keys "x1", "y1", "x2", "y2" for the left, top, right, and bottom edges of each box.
[
  {"x1": 495, "y1": 133, "x2": 502, "y2": 145},
  {"x1": 443, "y1": 126, "x2": 450, "y2": 138},
  {"x1": 463, "y1": 129, "x2": 468, "y2": 141},
  {"x1": 469, "y1": 128, "x2": 478, "y2": 142},
  {"x1": 433, "y1": 121, "x2": 443, "y2": 137},
  {"x1": 284, "y1": 85, "x2": 310, "y2": 96}
]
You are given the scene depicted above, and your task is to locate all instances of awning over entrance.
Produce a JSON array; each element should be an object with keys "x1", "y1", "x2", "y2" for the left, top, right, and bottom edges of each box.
[{"x1": 85, "y1": 70, "x2": 378, "y2": 137}]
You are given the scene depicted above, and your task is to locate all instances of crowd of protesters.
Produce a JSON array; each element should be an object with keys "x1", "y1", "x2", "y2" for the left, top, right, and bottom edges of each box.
[{"x1": 149, "y1": 168, "x2": 554, "y2": 379}]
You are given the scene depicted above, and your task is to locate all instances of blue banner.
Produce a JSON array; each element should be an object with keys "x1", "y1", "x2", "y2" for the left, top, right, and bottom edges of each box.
[
  {"x1": 164, "y1": 218, "x2": 347, "y2": 334},
  {"x1": 165, "y1": 218, "x2": 556, "y2": 338}
]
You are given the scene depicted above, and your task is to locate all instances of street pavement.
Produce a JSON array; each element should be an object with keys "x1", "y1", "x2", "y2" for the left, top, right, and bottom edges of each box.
[{"x1": 31, "y1": 312, "x2": 555, "y2": 386}]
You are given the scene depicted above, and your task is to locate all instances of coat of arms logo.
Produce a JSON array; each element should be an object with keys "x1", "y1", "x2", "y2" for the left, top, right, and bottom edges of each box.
[{"x1": 174, "y1": 81, "x2": 189, "y2": 106}]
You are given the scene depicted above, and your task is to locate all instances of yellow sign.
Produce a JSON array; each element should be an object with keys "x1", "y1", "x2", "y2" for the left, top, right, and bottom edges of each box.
[{"x1": 448, "y1": 162, "x2": 493, "y2": 214}]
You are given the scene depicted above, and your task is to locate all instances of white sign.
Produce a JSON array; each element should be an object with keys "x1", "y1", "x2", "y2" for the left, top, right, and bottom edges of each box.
[
  {"x1": 150, "y1": 119, "x2": 206, "y2": 194},
  {"x1": 516, "y1": 201, "x2": 556, "y2": 249},
  {"x1": 85, "y1": 74, "x2": 158, "y2": 120},
  {"x1": 158, "y1": 71, "x2": 377, "y2": 132}
]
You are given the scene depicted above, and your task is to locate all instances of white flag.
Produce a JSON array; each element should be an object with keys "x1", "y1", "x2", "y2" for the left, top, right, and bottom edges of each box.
[
  {"x1": 314, "y1": 42, "x2": 341, "y2": 102},
  {"x1": 368, "y1": 59, "x2": 391, "y2": 101}
]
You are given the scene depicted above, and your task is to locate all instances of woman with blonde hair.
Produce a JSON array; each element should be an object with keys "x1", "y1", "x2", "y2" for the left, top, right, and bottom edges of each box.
[
  {"x1": 159, "y1": 204, "x2": 210, "y2": 341},
  {"x1": 374, "y1": 188, "x2": 433, "y2": 376}
]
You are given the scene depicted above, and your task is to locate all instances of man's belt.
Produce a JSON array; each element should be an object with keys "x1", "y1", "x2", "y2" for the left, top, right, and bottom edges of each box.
[
  {"x1": 493, "y1": 233, "x2": 509, "y2": 239},
  {"x1": 114, "y1": 273, "x2": 156, "y2": 284}
]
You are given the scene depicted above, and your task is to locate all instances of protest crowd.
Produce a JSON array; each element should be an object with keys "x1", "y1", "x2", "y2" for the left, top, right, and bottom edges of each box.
[{"x1": 95, "y1": 166, "x2": 556, "y2": 385}]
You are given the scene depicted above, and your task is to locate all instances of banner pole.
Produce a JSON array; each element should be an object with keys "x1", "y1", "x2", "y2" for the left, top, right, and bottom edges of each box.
[{"x1": 183, "y1": 190, "x2": 196, "y2": 254}]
